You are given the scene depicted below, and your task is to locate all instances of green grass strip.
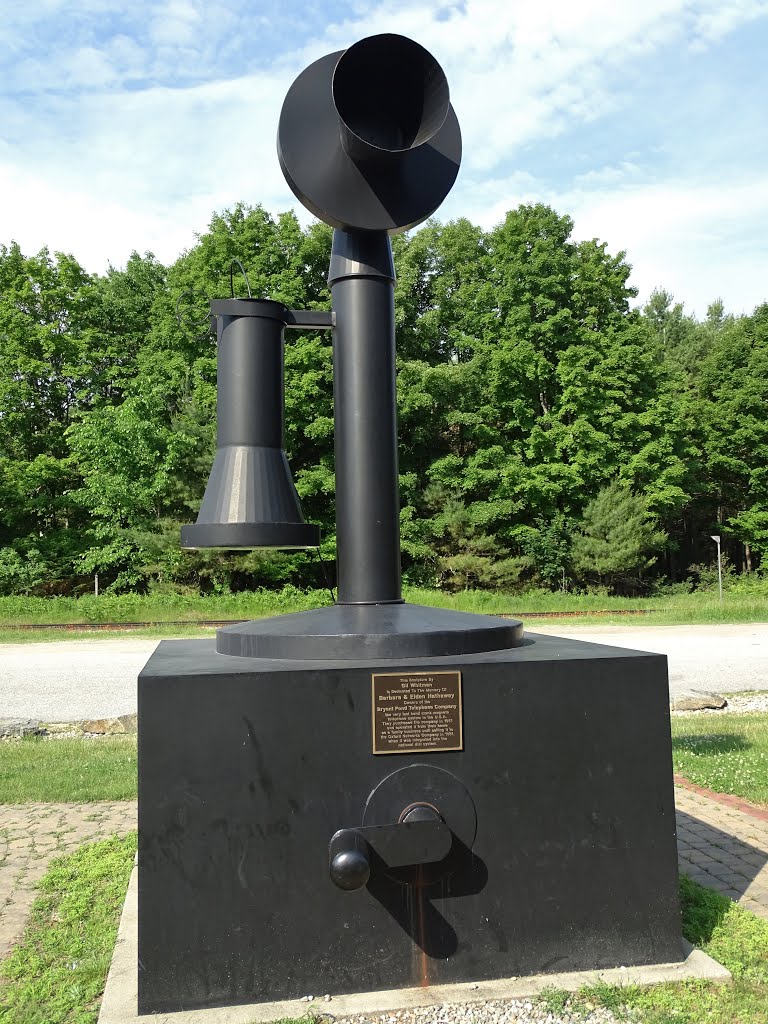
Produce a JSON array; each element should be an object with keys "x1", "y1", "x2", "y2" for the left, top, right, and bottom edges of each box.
[
  {"x1": 1, "y1": 588, "x2": 767, "y2": 634},
  {"x1": 0, "y1": 833, "x2": 137, "y2": 1024},
  {"x1": 671, "y1": 712, "x2": 768, "y2": 806},
  {"x1": 572, "y1": 875, "x2": 768, "y2": 1023},
  {"x1": 0, "y1": 738, "x2": 137, "y2": 804},
  {"x1": 0, "y1": 624, "x2": 218, "y2": 644}
]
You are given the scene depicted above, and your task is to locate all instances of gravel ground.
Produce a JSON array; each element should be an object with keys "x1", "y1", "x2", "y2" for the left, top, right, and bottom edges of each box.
[
  {"x1": 340, "y1": 998, "x2": 627, "y2": 1024},
  {"x1": 0, "y1": 623, "x2": 766, "y2": 721},
  {"x1": 533, "y1": 622, "x2": 768, "y2": 697},
  {"x1": 0, "y1": 637, "x2": 156, "y2": 721}
]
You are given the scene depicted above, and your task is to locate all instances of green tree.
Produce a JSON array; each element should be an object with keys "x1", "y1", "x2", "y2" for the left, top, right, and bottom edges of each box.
[
  {"x1": 4, "y1": 201, "x2": 759, "y2": 596},
  {"x1": 395, "y1": 205, "x2": 689, "y2": 586},
  {"x1": 0, "y1": 243, "x2": 99, "y2": 590},
  {"x1": 65, "y1": 205, "x2": 336, "y2": 592},
  {"x1": 83, "y1": 252, "x2": 167, "y2": 402},
  {"x1": 420, "y1": 485, "x2": 530, "y2": 592},
  {"x1": 694, "y1": 304, "x2": 768, "y2": 566},
  {"x1": 515, "y1": 513, "x2": 575, "y2": 589},
  {"x1": 571, "y1": 480, "x2": 667, "y2": 593}
]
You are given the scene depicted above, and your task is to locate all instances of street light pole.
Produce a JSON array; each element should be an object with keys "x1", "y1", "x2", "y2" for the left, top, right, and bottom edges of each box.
[{"x1": 710, "y1": 534, "x2": 723, "y2": 604}]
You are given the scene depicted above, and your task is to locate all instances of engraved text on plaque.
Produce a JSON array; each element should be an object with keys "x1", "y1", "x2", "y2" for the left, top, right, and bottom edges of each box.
[{"x1": 372, "y1": 671, "x2": 463, "y2": 754}]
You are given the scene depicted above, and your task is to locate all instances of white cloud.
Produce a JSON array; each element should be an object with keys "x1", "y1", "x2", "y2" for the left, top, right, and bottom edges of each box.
[
  {"x1": 0, "y1": 0, "x2": 766, "y2": 320},
  {"x1": 315, "y1": 0, "x2": 690, "y2": 171},
  {"x1": 566, "y1": 176, "x2": 768, "y2": 316},
  {"x1": 691, "y1": 0, "x2": 768, "y2": 47},
  {"x1": 0, "y1": 162, "x2": 200, "y2": 268},
  {"x1": 455, "y1": 163, "x2": 768, "y2": 316},
  {"x1": 149, "y1": 1, "x2": 201, "y2": 48}
]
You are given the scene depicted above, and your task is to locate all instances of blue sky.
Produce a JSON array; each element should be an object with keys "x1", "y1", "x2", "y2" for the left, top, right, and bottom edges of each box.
[{"x1": 2, "y1": 0, "x2": 767, "y2": 317}]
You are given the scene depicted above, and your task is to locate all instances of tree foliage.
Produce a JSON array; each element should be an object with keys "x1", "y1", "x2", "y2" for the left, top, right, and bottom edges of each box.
[
  {"x1": 571, "y1": 481, "x2": 667, "y2": 592},
  {"x1": 0, "y1": 203, "x2": 765, "y2": 596}
]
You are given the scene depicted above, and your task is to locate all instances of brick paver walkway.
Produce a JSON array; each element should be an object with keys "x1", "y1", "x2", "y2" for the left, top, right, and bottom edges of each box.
[
  {"x1": 0, "y1": 789, "x2": 765, "y2": 963},
  {"x1": 675, "y1": 785, "x2": 768, "y2": 919},
  {"x1": 0, "y1": 801, "x2": 136, "y2": 958}
]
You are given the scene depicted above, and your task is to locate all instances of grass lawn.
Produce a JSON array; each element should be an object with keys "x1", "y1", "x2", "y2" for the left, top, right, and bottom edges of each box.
[
  {"x1": 568, "y1": 875, "x2": 768, "y2": 1023},
  {"x1": 0, "y1": 833, "x2": 136, "y2": 1024},
  {"x1": 0, "y1": 623, "x2": 218, "y2": 644},
  {"x1": 0, "y1": 588, "x2": 766, "y2": 640},
  {"x1": 0, "y1": 590, "x2": 333, "y2": 627},
  {"x1": 671, "y1": 711, "x2": 768, "y2": 807},
  {"x1": 0, "y1": 738, "x2": 137, "y2": 804},
  {"x1": 409, "y1": 586, "x2": 768, "y2": 627}
]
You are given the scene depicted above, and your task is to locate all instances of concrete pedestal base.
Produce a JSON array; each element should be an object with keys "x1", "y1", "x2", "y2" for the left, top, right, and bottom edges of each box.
[
  {"x1": 99, "y1": 865, "x2": 731, "y2": 1023},
  {"x1": 139, "y1": 634, "x2": 684, "y2": 1011}
]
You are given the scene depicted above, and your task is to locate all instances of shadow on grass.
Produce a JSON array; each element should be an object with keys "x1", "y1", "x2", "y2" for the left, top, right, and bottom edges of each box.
[
  {"x1": 680, "y1": 873, "x2": 732, "y2": 945},
  {"x1": 672, "y1": 734, "x2": 752, "y2": 753}
]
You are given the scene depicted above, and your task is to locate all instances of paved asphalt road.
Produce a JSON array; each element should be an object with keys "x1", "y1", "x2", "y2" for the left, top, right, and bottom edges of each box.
[{"x1": 0, "y1": 623, "x2": 766, "y2": 722}]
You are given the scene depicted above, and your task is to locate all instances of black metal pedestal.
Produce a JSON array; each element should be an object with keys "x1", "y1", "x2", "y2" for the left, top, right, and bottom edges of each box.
[
  {"x1": 138, "y1": 633, "x2": 681, "y2": 1013},
  {"x1": 216, "y1": 603, "x2": 524, "y2": 658}
]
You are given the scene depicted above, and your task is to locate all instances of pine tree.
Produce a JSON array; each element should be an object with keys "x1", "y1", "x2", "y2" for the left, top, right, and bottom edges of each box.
[{"x1": 571, "y1": 481, "x2": 667, "y2": 593}]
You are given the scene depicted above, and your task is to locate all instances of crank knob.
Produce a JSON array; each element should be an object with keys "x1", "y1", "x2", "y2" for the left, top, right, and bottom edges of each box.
[{"x1": 330, "y1": 848, "x2": 370, "y2": 891}]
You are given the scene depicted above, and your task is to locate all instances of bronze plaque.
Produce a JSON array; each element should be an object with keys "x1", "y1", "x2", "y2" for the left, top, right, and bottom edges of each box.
[{"x1": 372, "y1": 671, "x2": 463, "y2": 755}]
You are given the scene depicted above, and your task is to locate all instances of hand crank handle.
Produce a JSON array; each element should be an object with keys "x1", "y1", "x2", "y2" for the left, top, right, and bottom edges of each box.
[{"x1": 329, "y1": 811, "x2": 452, "y2": 891}]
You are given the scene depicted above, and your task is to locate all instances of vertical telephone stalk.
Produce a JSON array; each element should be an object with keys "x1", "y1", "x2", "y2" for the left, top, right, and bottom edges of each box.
[{"x1": 329, "y1": 230, "x2": 402, "y2": 604}]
